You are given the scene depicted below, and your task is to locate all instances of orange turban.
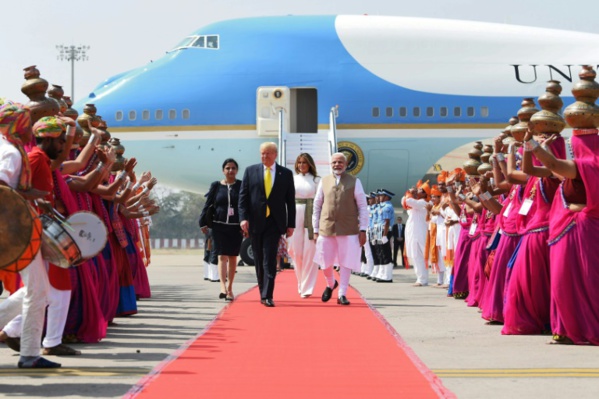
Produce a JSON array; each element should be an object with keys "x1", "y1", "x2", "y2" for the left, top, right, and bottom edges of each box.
[
  {"x1": 420, "y1": 180, "x2": 431, "y2": 196},
  {"x1": 449, "y1": 168, "x2": 466, "y2": 183},
  {"x1": 431, "y1": 185, "x2": 442, "y2": 197},
  {"x1": 437, "y1": 170, "x2": 449, "y2": 184}
]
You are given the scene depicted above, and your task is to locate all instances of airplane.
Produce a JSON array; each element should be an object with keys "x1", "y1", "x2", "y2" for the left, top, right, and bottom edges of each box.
[{"x1": 74, "y1": 15, "x2": 599, "y2": 254}]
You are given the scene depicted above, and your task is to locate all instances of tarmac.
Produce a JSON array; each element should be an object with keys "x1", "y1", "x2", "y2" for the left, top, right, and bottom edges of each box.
[{"x1": 1, "y1": 250, "x2": 598, "y2": 399}]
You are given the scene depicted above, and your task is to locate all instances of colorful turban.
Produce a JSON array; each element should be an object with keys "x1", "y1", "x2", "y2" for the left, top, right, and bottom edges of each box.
[
  {"x1": 0, "y1": 102, "x2": 31, "y2": 190},
  {"x1": 449, "y1": 167, "x2": 466, "y2": 183},
  {"x1": 437, "y1": 170, "x2": 449, "y2": 184},
  {"x1": 0, "y1": 102, "x2": 30, "y2": 140},
  {"x1": 0, "y1": 98, "x2": 14, "y2": 106},
  {"x1": 420, "y1": 181, "x2": 431, "y2": 196},
  {"x1": 431, "y1": 185, "x2": 442, "y2": 197},
  {"x1": 33, "y1": 116, "x2": 66, "y2": 138}
]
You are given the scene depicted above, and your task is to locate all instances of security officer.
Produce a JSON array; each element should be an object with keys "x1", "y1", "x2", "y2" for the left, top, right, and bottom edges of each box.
[{"x1": 374, "y1": 189, "x2": 395, "y2": 283}]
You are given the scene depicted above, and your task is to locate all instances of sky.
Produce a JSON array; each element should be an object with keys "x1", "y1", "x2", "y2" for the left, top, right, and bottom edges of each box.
[{"x1": 3, "y1": 0, "x2": 599, "y2": 105}]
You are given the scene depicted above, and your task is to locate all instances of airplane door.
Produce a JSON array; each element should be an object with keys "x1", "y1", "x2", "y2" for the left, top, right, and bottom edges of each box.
[
  {"x1": 256, "y1": 87, "x2": 290, "y2": 137},
  {"x1": 290, "y1": 88, "x2": 317, "y2": 133}
]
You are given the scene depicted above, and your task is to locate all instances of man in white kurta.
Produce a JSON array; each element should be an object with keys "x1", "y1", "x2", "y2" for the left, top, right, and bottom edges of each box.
[
  {"x1": 313, "y1": 153, "x2": 368, "y2": 305},
  {"x1": 403, "y1": 187, "x2": 430, "y2": 286}
]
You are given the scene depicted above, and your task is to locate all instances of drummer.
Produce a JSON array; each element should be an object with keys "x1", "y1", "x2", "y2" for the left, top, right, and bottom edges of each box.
[
  {"x1": 2, "y1": 115, "x2": 83, "y2": 357},
  {"x1": 0, "y1": 103, "x2": 59, "y2": 368}
]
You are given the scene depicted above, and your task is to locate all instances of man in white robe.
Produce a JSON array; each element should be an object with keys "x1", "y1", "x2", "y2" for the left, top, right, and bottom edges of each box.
[{"x1": 402, "y1": 183, "x2": 431, "y2": 286}]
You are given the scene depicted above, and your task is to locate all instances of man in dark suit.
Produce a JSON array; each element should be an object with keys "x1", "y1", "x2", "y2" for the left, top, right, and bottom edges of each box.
[
  {"x1": 392, "y1": 216, "x2": 406, "y2": 267},
  {"x1": 239, "y1": 142, "x2": 295, "y2": 307}
]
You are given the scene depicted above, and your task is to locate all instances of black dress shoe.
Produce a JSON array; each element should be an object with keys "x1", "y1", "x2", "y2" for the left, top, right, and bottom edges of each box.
[
  {"x1": 260, "y1": 299, "x2": 266, "y2": 305},
  {"x1": 337, "y1": 295, "x2": 350, "y2": 305},
  {"x1": 321, "y1": 280, "x2": 338, "y2": 302},
  {"x1": 263, "y1": 299, "x2": 275, "y2": 307},
  {"x1": 219, "y1": 292, "x2": 227, "y2": 299},
  {"x1": 376, "y1": 279, "x2": 393, "y2": 283}
]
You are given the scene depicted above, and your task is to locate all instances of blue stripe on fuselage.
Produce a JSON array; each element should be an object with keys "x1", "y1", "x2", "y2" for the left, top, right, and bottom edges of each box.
[{"x1": 76, "y1": 16, "x2": 562, "y2": 128}]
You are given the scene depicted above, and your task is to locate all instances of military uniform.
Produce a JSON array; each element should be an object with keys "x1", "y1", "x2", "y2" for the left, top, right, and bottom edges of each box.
[{"x1": 374, "y1": 189, "x2": 395, "y2": 282}]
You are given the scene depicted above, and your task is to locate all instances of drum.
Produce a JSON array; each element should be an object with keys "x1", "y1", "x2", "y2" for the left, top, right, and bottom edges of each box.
[
  {"x1": 0, "y1": 186, "x2": 42, "y2": 272},
  {"x1": 66, "y1": 211, "x2": 108, "y2": 260},
  {"x1": 40, "y1": 213, "x2": 82, "y2": 269}
]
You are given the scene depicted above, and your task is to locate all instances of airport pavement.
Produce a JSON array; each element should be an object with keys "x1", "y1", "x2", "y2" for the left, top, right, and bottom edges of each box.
[{"x1": 1, "y1": 251, "x2": 598, "y2": 398}]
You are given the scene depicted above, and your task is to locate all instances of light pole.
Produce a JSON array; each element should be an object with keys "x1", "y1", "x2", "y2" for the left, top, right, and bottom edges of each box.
[{"x1": 56, "y1": 44, "x2": 90, "y2": 101}]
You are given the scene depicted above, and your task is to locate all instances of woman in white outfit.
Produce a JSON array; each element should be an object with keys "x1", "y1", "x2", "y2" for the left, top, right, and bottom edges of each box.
[{"x1": 288, "y1": 153, "x2": 320, "y2": 297}]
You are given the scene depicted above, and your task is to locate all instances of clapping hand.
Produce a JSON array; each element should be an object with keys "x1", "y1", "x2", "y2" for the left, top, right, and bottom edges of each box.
[
  {"x1": 494, "y1": 135, "x2": 505, "y2": 154},
  {"x1": 125, "y1": 157, "x2": 137, "y2": 174},
  {"x1": 139, "y1": 171, "x2": 152, "y2": 184},
  {"x1": 146, "y1": 177, "x2": 158, "y2": 190}
]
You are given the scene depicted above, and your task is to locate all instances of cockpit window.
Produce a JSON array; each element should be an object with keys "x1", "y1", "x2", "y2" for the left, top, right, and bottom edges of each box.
[
  {"x1": 192, "y1": 36, "x2": 205, "y2": 48},
  {"x1": 172, "y1": 36, "x2": 196, "y2": 49},
  {"x1": 206, "y1": 35, "x2": 218, "y2": 49},
  {"x1": 170, "y1": 35, "x2": 219, "y2": 52}
]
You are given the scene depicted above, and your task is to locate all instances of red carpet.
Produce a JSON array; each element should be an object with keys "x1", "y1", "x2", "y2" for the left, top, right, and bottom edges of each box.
[{"x1": 125, "y1": 271, "x2": 454, "y2": 399}]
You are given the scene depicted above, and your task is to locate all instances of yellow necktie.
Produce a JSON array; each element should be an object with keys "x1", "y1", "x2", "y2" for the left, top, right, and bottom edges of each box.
[{"x1": 265, "y1": 167, "x2": 272, "y2": 217}]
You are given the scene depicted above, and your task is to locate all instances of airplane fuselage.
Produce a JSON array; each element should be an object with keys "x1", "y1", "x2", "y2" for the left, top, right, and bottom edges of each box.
[{"x1": 75, "y1": 15, "x2": 599, "y2": 204}]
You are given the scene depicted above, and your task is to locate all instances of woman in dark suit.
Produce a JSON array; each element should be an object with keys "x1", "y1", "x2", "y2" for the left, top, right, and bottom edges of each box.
[{"x1": 200, "y1": 158, "x2": 243, "y2": 301}]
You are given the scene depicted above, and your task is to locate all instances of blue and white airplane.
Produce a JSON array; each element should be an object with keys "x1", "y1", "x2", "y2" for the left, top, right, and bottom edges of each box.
[{"x1": 75, "y1": 14, "x2": 599, "y2": 200}]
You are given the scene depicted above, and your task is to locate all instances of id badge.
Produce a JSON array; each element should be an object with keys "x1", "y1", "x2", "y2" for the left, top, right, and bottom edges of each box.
[
  {"x1": 460, "y1": 216, "x2": 467, "y2": 224},
  {"x1": 228, "y1": 207, "x2": 235, "y2": 216},
  {"x1": 469, "y1": 223, "x2": 478, "y2": 236},
  {"x1": 503, "y1": 202, "x2": 513, "y2": 218},
  {"x1": 519, "y1": 198, "x2": 534, "y2": 216}
]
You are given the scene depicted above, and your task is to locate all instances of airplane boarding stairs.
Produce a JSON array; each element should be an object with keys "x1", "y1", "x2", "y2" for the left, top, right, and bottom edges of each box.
[
  {"x1": 283, "y1": 132, "x2": 333, "y2": 178},
  {"x1": 278, "y1": 106, "x2": 338, "y2": 179}
]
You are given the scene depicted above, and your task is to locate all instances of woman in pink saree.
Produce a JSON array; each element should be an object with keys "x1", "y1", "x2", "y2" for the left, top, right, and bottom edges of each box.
[
  {"x1": 528, "y1": 128, "x2": 599, "y2": 345},
  {"x1": 502, "y1": 132, "x2": 566, "y2": 335}
]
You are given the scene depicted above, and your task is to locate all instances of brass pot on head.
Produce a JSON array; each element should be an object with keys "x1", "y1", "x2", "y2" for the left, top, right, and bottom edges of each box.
[
  {"x1": 512, "y1": 98, "x2": 539, "y2": 142},
  {"x1": 463, "y1": 143, "x2": 483, "y2": 176},
  {"x1": 62, "y1": 96, "x2": 79, "y2": 121},
  {"x1": 530, "y1": 80, "x2": 566, "y2": 136},
  {"x1": 96, "y1": 116, "x2": 111, "y2": 143},
  {"x1": 21, "y1": 66, "x2": 59, "y2": 123},
  {"x1": 109, "y1": 137, "x2": 126, "y2": 172},
  {"x1": 47, "y1": 84, "x2": 68, "y2": 114},
  {"x1": 477, "y1": 145, "x2": 493, "y2": 175},
  {"x1": 564, "y1": 66, "x2": 599, "y2": 129},
  {"x1": 77, "y1": 105, "x2": 101, "y2": 148}
]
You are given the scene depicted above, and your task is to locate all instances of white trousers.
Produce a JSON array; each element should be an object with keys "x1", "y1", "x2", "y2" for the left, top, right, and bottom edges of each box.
[
  {"x1": 323, "y1": 266, "x2": 351, "y2": 297},
  {"x1": 3, "y1": 285, "x2": 71, "y2": 349},
  {"x1": 0, "y1": 251, "x2": 49, "y2": 357},
  {"x1": 314, "y1": 235, "x2": 361, "y2": 272},
  {"x1": 43, "y1": 287, "x2": 71, "y2": 348},
  {"x1": 362, "y1": 243, "x2": 374, "y2": 275},
  {"x1": 410, "y1": 245, "x2": 429, "y2": 285},
  {"x1": 436, "y1": 248, "x2": 446, "y2": 285},
  {"x1": 289, "y1": 229, "x2": 319, "y2": 297}
]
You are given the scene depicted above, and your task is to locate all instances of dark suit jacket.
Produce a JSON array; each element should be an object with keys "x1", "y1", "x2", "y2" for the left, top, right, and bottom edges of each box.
[
  {"x1": 239, "y1": 163, "x2": 296, "y2": 235},
  {"x1": 392, "y1": 223, "x2": 405, "y2": 241}
]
